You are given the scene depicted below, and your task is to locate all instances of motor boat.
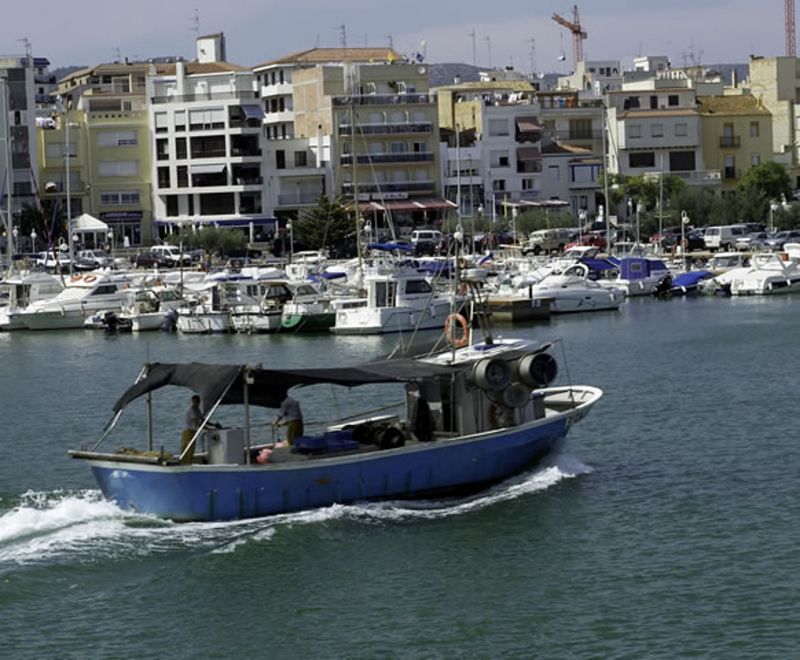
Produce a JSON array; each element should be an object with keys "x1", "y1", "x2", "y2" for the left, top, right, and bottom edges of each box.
[
  {"x1": 529, "y1": 263, "x2": 625, "y2": 313},
  {"x1": 0, "y1": 271, "x2": 65, "y2": 330},
  {"x1": 728, "y1": 252, "x2": 800, "y2": 295}
]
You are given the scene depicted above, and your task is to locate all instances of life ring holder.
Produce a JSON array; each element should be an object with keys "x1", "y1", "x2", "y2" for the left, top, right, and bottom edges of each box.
[
  {"x1": 445, "y1": 312, "x2": 469, "y2": 348},
  {"x1": 83, "y1": 274, "x2": 97, "y2": 283},
  {"x1": 70, "y1": 274, "x2": 82, "y2": 282}
]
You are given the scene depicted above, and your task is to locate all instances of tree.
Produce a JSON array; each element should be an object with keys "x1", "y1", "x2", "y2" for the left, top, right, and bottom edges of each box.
[
  {"x1": 294, "y1": 196, "x2": 355, "y2": 256},
  {"x1": 175, "y1": 226, "x2": 246, "y2": 255},
  {"x1": 738, "y1": 161, "x2": 792, "y2": 202}
]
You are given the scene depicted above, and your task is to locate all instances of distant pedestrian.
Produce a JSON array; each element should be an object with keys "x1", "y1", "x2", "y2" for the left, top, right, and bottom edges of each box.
[
  {"x1": 273, "y1": 394, "x2": 304, "y2": 445},
  {"x1": 181, "y1": 395, "x2": 205, "y2": 464}
]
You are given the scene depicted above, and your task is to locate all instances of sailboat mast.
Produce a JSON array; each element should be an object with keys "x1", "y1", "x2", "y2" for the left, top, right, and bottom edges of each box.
[
  {"x1": 349, "y1": 68, "x2": 363, "y2": 270},
  {"x1": 1, "y1": 78, "x2": 12, "y2": 271}
]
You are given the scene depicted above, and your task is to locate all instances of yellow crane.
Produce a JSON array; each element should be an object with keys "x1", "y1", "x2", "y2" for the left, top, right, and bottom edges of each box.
[{"x1": 551, "y1": 5, "x2": 588, "y2": 67}]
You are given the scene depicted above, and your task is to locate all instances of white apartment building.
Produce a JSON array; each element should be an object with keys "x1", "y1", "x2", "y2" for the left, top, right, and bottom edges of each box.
[
  {"x1": 0, "y1": 55, "x2": 39, "y2": 225},
  {"x1": 147, "y1": 34, "x2": 274, "y2": 239},
  {"x1": 605, "y1": 79, "x2": 720, "y2": 189}
]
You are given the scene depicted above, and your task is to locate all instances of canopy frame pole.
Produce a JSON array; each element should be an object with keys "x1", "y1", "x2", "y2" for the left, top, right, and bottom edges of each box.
[
  {"x1": 243, "y1": 368, "x2": 252, "y2": 465},
  {"x1": 90, "y1": 364, "x2": 150, "y2": 451},
  {"x1": 178, "y1": 371, "x2": 241, "y2": 463},
  {"x1": 146, "y1": 391, "x2": 154, "y2": 451}
]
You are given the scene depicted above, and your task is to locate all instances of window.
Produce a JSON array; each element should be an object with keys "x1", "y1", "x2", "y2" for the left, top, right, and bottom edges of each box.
[
  {"x1": 275, "y1": 150, "x2": 285, "y2": 169},
  {"x1": 547, "y1": 165, "x2": 560, "y2": 182},
  {"x1": 650, "y1": 95, "x2": 658, "y2": 109},
  {"x1": 675, "y1": 123, "x2": 688, "y2": 137},
  {"x1": 200, "y1": 193, "x2": 235, "y2": 215},
  {"x1": 568, "y1": 118, "x2": 593, "y2": 139},
  {"x1": 100, "y1": 191, "x2": 140, "y2": 205},
  {"x1": 166, "y1": 196, "x2": 179, "y2": 217},
  {"x1": 668, "y1": 95, "x2": 679, "y2": 107},
  {"x1": 669, "y1": 151, "x2": 696, "y2": 171},
  {"x1": 629, "y1": 152, "x2": 655, "y2": 168},
  {"x1": 294, "y1": 151, "x2": 307, "y2": 167},
  {"x1": 177, "y1": 165, "x2": 189, "y2": 188},
  {"x1": 628, "y1": 124, "x2": 641, "y2": 139},
  {"x1": 45, "y1": 142, "x2": 77, "y2": 158},
  {"x1": 522, "y1": 178, "x2": 535, "y2": 190},
  {"x1": 157, "y1": 166, "x2": 170, "y2": 188},
  {"x1": 99, "y1": 160, "x2": 139, "y2": 177},
  {"x1": 98, "y1": 130, "x2": 137, "y2": 147},
  {"x1": 750, "y1": 121, "x2": 760, "y2": 137},
  {"x1": 405, "y1": 279, "x2": 432, "y2": 294},
  {"x1": 751, "y1": 153, "x2": 761, "y2": 166},
  {"x1": 493, "y1": 179, "x2": 506, "y2": 191},
  {"x1": 488, "y1": 119, "x2": 509, "y2": 136},
  {"x1": 188, "y1": 107, "x2": 225, "y2": 131},
  {"x1": 176, "y1": 137, "x2": 187, "y2": 160},
  {"x1": 156, "y1": 138, "x2": 169, "y2": 161},
  {"x1": 154, "y1": 112, "x2": 168, "y2": 133},
  {"x1": 174, "y1": 110, "x2": 186, "y2": 132},
  {"x1": 651, "y1": 124, "x2": 663, "y2": 138}
]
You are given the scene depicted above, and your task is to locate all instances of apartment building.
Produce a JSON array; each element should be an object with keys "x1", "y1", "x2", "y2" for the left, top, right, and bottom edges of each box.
[
  {"x1": 698, "y1": 95, "x2": 773, "y2": 192},
  {"x1": 289, "y1": 60, "x2": 444, "y2": 223},
  {"x1": 0, "y1": 56, "x2": 39, "y2": 223},
  {"x1": 147, "y1": 34, "x2": 272, "y2": 240},
  {"x1": 605, "y1": 78, "x2": 721, "y2": 190},
  {"x1": 41, "y1": 61, "x2": 154, "y2": 245},
  {"x1": 746, "y1": 55, "x2": 800, "y2": 187},
  {"x1": 253, "y1": 48, "x2": 403, "y2": 219}
]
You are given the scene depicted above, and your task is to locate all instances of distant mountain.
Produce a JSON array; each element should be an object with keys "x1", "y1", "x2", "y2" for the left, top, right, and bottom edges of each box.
[
  {"x1": 50, "y1": 65, "x2": 86, "y2": 81},
  {"x1": 429, "y1": 63, "x2": 482, "y2": 87}
]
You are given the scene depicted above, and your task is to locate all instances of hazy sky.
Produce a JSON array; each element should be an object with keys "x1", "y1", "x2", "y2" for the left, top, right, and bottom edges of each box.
[{"x1": 0, "y1": 0, "x2": 787, "y2": 72}]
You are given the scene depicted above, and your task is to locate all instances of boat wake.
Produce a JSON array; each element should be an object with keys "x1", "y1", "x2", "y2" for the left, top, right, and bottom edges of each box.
[{"x1": 0, "y1": 455, "x2": 590, "y2": 569}]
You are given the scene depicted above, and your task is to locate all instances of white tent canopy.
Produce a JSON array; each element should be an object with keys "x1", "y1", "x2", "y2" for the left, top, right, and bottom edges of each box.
[{"x1": 72, "y1": 214, "x2": 109, "y2": 232}]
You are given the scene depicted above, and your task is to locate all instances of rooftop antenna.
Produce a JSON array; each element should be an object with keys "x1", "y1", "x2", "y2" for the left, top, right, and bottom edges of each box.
[
  {"x1": 114, "y1": 47, "x2": 122, "y2": 63},
  {"x1": 339, "y1": 24, "x2": 347, "y2": 49},
  {"x1": 469, "y1": 29, "x2": 477, "y2": 67},
  {"x1": 387, "y1": 34, "x2": 393, "y2": 49},
  {"x1": 485, "y1": 35, "x2": 493, "y2": 69},
  {"x1": 18, "y1": 37, "x2": 32, "y2": 62},
  {"x1": 316, "y1": 33, "x2": 320, "y2": 48},
  {"x1": 190, "y1": 8, "x2": 200, "y2": 36},
  {"x1": 787, "y1": 0, "x2": 797, "y2": 57}
]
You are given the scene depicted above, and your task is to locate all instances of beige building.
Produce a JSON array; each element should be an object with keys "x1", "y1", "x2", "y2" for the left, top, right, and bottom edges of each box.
[
  {"x1": 291, "y1": 61, "x2": 444, "y2": 222},
  {"x1": 746, "y1": 55, "x2": 800, "y2": 187},
  {"x1": 42, "y1": 62, "x2": 153, "y2": 245},
  {"x1": 698, "y1": 95, "x2": 773, "y2": 193}
]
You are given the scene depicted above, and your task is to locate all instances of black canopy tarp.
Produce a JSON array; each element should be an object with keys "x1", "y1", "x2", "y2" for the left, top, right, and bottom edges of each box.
[{"x1": 112, "y1": 359, "x2": 461, "y2": 412}]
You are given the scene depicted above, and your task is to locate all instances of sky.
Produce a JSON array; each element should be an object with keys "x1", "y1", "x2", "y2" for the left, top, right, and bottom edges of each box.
[{"x1": 0, "y1": 0, "x2": 788, "y2": 73}]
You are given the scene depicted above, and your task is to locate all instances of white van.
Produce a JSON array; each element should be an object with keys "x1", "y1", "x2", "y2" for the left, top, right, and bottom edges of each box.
[
  {"x1": 151, "y1": 245, "x2": 192, "y2": 265},
  {"x1": 703, "y1": 225, "x2": 747, "y2": 251},
  {"x1": 410, "y1": 230, "x2": 443, "y2": 244},
  {"x1": 521, "y1": 228, "x2": 574, "y2": 255}
]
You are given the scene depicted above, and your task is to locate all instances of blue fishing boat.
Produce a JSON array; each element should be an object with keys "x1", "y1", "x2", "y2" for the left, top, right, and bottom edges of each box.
[{"x1": 69, "y1": 336, "x2": 602, "y2": 521}]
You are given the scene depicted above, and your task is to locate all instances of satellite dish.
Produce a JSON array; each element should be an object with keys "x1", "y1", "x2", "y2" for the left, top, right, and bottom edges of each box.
[
  {"x1": 557, "y1": 54, "x2": 566, "y2": 61},
  {"x1": 417, "y1": 65, "x2": 426, "y2": 74}
]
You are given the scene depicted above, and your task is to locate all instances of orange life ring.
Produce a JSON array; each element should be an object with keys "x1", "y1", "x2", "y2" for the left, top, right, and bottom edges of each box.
[
  {"x1": 445, "y1": 312, "x2": 469, "y2": 348},
  {"x1": 70, "y1": 274, "x2": 82, "y2": 282},
  {"x1": 83, "y1": 274, "x2": 97, "y2": 283}
]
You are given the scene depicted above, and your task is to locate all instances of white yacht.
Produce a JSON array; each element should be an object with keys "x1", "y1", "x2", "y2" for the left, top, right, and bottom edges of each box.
[
  {"x1": 229, "y1": 280, "x2": 293, "y2": 334},
  {"x1": 15, "y1": 273, "x2": 133, "y2": 330},
  {"x1": 530, "y1": 263, "x2": 625, "y2": 313},
  {"x1": 729, "y1": 252, "x2": 800, "y2": 295},
  {"x1": 0, "y1": 272, "x2": 65, "y2": 330},
  {"x1": 332, "y1": 269, "x2": 456, "y2": 335}
]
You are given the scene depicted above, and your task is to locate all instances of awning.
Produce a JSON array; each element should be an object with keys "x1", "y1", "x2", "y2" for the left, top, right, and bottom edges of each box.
[
  {"x1": 113, "y1": 359, "x2": 461, "y2": 411},
  {"x1": 154, "y1": 217, "x2": 277, "y2": 227},
  {"x1": 412, "y1": 199, "x2": 458, "y2": 211},
  {"x1": 72, "y1": 213, "x2": 109, "y2": 232},
  {"x1": 190, "y1": 163, "x2": 227, "y2": 175},
  {"x1": 516, "y1": 117, "x2": 542, "y2": 132},
  {"x1": 382, "y1": 201, "x2": 422, "y2": 212},
  {"x1": 241, "y1": 104, "x2": 265, "y2": 120},
  {"x1": 517, "y1": 147, "x2": 541, "y2": 161}
]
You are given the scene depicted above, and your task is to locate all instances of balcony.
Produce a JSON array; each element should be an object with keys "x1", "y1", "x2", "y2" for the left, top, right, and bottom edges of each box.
[
  {"x1": 341, "y1": 181, "x2": 435, "y2": 195},
  {"x1": 720, "y1": 135, "x2": 741, "y2": 148},
  {"x1": 722, "y1": 167, "x2": 740, "y2": 180},
  {"x1": 151, "y1": 91, "x2": 260, "y2": 104},
  {"x1": 331, "y1": 93, "x2": 434, "y2": 107},
  {"x1": 340, "y1": 152, "x2": 434, "y2": 165},
  {"x1": 338, "y1": 122, "x2": 433, "y2": 136},
  {"x1": 277, "y1": 192, "x2": 324, "y2": 206},
  {"x1": 230, "y1": 148, "x2": 262, "y2": 158},
  {"x1": 671, "y1": 169, "x2": 723, "y2": 185}
]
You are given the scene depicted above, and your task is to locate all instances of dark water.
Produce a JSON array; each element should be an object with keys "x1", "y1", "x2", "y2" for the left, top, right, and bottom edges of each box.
[{"x1": 1, "y1": 297, "x2": 798, "y2": 659}]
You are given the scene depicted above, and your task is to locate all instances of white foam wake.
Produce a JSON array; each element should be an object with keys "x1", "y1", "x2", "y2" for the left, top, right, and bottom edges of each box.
[{"x1": 0, "y1": 455, "x2": 591, "y2": 567}]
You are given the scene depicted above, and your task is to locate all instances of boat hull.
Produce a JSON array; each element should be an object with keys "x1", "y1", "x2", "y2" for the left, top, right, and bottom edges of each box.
[
  {"x1": 280, "y1": 312, "x2": 336, "y2": 333},
  {"x1": 85, "y1": 413, "x2": 575, "y2": 522}
]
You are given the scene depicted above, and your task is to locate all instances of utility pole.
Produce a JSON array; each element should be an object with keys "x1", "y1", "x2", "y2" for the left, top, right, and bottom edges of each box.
[
  {"x1": 485, "y1": 36, "x2": 492, "y2": 69},
  {"x1": 468, "y1": 30, "x2": 477, "y2": 67}
]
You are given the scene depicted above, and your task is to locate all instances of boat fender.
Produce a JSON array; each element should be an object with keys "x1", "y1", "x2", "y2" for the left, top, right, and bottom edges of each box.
[
  {"x1": 70, "y1": 274, "x2": 82, "y2": 282},
  {"x1": 517, "y1": 353, "x2": 558, "y2": 388},
  {"x1": 256, "y1": 448, "x2": 272, "y2": 464},
  {"x1": 83, "y1": 274, "x2": 97, "y2": 283},
  {"x1": 473, "y1": 358, "x2": 512, "y2": 391},
  {"x1": 444, "y1": 312, "x2": 469, "y2": 348}
]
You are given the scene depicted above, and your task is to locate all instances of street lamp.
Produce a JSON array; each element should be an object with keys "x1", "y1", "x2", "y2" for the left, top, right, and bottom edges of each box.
[
  {"x1": 681, "y1": 210, "x2": 690, "y2": 270},
  {"x1": 107, "y1": 229, "x2": 114, "y2": 268},
  {"x1": 769, "y1": 200, "x2": 779, "y2": 234},
  {"x1": 30, "y1": 229, "x2": 37, "y2": 254},
  {"x1": 12, "y1": 226, "x2": 18, "y2": 257},
  {"x1": 286, "y1": 220, "x2": 294, "y2": 263},
  {"x1": 578, "y1": 209, "x2": 587, "y2": 243},
  {"x1": 636, "y1": 200, "x2": 644, "y2": 247}
]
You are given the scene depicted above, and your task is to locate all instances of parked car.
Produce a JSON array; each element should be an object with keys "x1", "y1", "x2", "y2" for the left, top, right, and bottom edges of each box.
[
  {"x1": 133, "y1": 250, "x2": 173, "y2": 268},
  {"x1": 763, "y1": 229, "x2": 800, "y2": 250},
  {"x1": 704, "y1": 224, "x2": 749, "y2": 251},
  {"x1": 660, "y1": 228, "x2": 705, "y2": 251},
  {"x1": 521, "y1": 228, "x2": 575, "y2": 255},
  {"x1": 565, "y1": 231, "x2": 606, "y2": 251},
  {"x1": 150, "y1": 244, "x2": 193, "y2": 266},
  {"x1": 735, "y1": 232, "x2": 769, "y2": 251}
]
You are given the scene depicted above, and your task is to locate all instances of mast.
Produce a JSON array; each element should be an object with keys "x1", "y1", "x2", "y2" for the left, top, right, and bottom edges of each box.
[
  {"x1": 348, "y1": 68, "x2": 363, "y2": 270},
  {"x1": 1, "y1": 77, "x2": 12, "y2": 271}
]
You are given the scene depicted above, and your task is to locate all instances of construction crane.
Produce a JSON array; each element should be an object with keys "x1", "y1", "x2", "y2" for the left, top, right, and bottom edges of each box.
[
  {"x1": 787, "y1": 0, "x2": 796, "y2": 57},
  {"x1": 551, "y1": 5, "x2": 587, "y2": 67}
]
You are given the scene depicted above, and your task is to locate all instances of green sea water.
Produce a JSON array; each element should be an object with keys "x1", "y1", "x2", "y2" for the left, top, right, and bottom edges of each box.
[{"x1": 1, "y1": 295, "x2": 798, "y2": 659}]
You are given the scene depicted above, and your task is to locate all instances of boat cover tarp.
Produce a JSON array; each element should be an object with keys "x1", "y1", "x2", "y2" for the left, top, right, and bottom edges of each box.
[
  {"x1": 366, "y1": 242, "x2": 415, "y2": 253},
  {"x1": 581, "y1": 257, "x2": 617, "y2": 272},
  {"x1": 113, "y1": 359, "x2": 461, "y2": 412},
  {"x1": 671, "y1": 270, "x2": 713, "y2": 288}
]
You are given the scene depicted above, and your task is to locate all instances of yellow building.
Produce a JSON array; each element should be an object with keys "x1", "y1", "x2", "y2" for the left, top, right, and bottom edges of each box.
[
  {"x1": 698, "y1": 95, "x2": 773, "y2": 193},
  {"x1": 40, "y1": 63, "x2": 154, "y2": 246}
]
